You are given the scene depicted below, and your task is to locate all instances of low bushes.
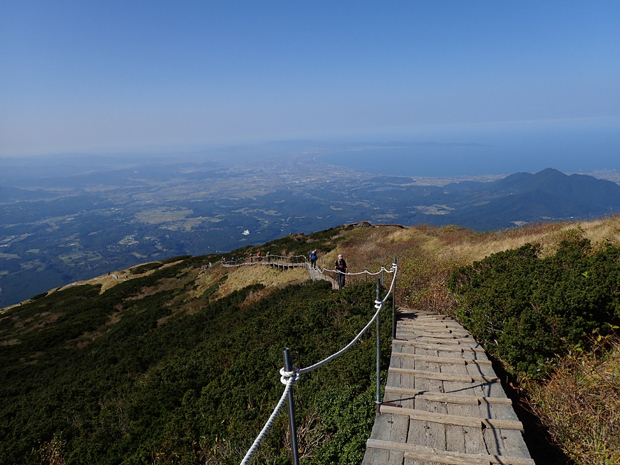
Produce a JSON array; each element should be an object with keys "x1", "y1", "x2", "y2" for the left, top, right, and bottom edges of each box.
[{"x1": 448, "y1": 237, "x2": 620, "y2": 376}]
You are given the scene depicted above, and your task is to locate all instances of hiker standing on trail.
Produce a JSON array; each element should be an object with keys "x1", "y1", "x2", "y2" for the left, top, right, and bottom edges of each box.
[
  {"x1": 335, "y1": 254, "x2": 347, "y2": 289},
  {"x1": 267, "y1": 251, "x2": 270, "y2": 263},
  {"x1": 249, "y1": 252, "x2": 253, "y2": 263},
  {"x1": 257, "y1": 251, "x2": 261, "y2": 262},
  {"x1": 310, "y1": 250, "x2": 317, "y2": 269}
]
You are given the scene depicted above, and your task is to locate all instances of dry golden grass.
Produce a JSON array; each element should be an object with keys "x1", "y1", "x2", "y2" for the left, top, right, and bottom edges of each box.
[
  {"x1": 310, "y1": 216, "x2": 620, "y2": 320},
  {"x1": 189, "y1": 267, "x2": 228, "y2": 300},
  {"x1": 53, "y1": 259, "x2": 190, "y2": 296},
  {"x1": 442, "y1": 216, "x2": 620, "y2": 265},
  {"x1": 527, "y1": 336, "x2": 620, "y2": 465},
  {"x1": 215, "y1": 265, "x2": 308, "y2": 301}
]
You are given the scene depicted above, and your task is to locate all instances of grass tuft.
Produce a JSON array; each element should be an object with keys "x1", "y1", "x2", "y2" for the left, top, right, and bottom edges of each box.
[{"x1": 527, "y1": 335, "x2": 620, "y2": 465}]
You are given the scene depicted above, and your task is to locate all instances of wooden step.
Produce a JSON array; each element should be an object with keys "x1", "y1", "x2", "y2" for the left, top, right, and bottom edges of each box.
[
  {"x1": 393, "y1": 339, "x2": 485, "y2": 353},
  {"x1": 384, "y1": 386, "x2": 512, "y2": 405},
  {"x1": 391, "y1": 353, "x2": 492, "y2": 365},
  {"x1": 366, "y1": 439, "x2": 535, "y2": 465},
  {"x1": 379, "y1": 405, "x2": 524, "y2": 431},
  {"x1": 388, "y1": 367, "x2": 499, "y2": 383},
  {"x1": 399, "y1": 321, "x2": 463, "y2": 329},
  {"x1": 397, "y1": 331, "x2": 472, "y2": 339}
]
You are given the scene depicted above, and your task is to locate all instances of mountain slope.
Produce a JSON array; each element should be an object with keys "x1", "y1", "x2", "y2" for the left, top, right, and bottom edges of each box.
[
  {"x1": 439, "y1": 168, "x2": 620, "y2": 228},
  {"x1": 0, "y1": 260, "x2": 389, "y2": 464},
  {"x1": 488, "y1": 168, "x2": 620, "y2": 213},
  {"x1": 2, "y1": 217, "x2": 620, "y2": 464}
]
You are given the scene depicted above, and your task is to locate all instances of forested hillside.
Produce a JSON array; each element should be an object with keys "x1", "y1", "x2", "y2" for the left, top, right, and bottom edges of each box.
[
  {"x1": 0, "y1": 260, "x2": 392, "y2": 464},
  {"x1": 2, "y1": 218, "x2": 620, "y2": 464}
]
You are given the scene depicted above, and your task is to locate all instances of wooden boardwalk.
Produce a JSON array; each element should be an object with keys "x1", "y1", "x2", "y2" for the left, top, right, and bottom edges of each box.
[{"x1": 362, "y1": 308, "x2": 534, "y2": 465}]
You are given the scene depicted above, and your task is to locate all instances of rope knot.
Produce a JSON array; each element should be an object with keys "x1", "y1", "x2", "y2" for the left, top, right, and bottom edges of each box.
[
  {"x1": 374, "y1": 299, "x2": 383, "y2": 311},
  {"x1": 279, "y1": 367, "x2": 300, "y2": 385}
]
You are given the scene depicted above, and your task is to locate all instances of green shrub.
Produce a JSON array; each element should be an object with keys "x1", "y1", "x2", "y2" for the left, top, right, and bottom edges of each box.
[
  {"x1": 448, "y1": 238, "x2": 620, "y2": 376},
  {"x1": 130, "y1": 262, "x2": 163, "y2": 274},
  {"x1": 1, "y1": 276, "x2": 392, "y2": 464}
]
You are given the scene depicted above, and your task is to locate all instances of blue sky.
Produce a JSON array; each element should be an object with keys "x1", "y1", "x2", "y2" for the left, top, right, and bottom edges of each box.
[{"x1": 1, "y1": 1, "x2": 619, "y2": 172}]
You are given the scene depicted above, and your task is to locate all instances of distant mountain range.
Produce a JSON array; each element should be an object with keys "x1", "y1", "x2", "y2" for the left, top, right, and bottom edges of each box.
[{"x1": 438, "y1": 168, "x2": 620, "y2": 229}]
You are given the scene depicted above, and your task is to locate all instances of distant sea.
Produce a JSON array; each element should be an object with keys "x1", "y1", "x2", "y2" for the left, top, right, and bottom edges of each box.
[
  {"x1": 316, "y1": 145, "x2": 494, "y2": 178},
  {"x1": 316, "y1": 119, "x2": 620, "y2": 178}
]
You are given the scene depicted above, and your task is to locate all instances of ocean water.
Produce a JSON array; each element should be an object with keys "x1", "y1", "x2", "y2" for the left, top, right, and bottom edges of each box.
[
  {"x1": 317, "y1": 119, "x2": 620, "y2": 177},
  {"x1": 317, "y1": 145, "x2": 495, "y2": 177}
]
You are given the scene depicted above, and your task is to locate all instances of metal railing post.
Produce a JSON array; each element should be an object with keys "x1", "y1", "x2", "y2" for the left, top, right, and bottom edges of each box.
[
  {"x1": 375, "y1": 278, "x2": 381, "y2": 408},
  {"x1": 283, "y1": 348, "x2": 300, "y2": 465},
  {"x1": 392, "y1": 256, "x2": 397, "y2": 340}
]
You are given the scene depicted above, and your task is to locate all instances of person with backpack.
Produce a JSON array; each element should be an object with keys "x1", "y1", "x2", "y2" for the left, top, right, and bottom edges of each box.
[
  {"x1": 334, "y1": 254, "x2": 347, "y2": 289},
  {"x1": 310, "y1": 250, "x2": 317, "y2": 269}
]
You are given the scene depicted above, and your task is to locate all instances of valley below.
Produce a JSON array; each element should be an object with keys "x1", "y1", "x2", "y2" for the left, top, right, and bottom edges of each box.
[{"x1": 2, "y1": 147, "x2": 620, "y2": 307}]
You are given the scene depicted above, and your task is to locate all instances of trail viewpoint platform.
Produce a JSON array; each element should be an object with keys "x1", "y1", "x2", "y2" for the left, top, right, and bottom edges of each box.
[{"x1": 363, "y1": 309, "x2": 534, "y2": 465}]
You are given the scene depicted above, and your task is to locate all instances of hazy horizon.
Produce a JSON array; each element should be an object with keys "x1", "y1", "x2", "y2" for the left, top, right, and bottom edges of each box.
[{"x1": 2, "y1": 2, "x2": 619, "y2": 176}]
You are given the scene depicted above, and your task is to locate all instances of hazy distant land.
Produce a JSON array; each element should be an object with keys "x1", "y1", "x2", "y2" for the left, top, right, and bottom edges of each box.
[{"x1": 1, "y1": 144, "x2": 620, "y2": 307}]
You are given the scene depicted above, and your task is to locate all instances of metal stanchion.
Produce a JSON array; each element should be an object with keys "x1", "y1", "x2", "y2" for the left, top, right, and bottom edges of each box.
[
  {"x1": 376, "y1": 278, "x2": 381, "y2": 409},
  {"x1": 283, "y1": 348, "x2": 300, "y2": 465},
  {"x1": 392, "y1": 257, "x2": 397, "y2": 340}
]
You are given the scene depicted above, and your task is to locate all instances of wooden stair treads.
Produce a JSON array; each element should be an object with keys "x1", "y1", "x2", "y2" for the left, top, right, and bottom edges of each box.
[
  {"x1": 391, "y1": 353, "x2": 492, "y2": 365},
  {"x1": 383, "y1": 386, "x2": 513, "y2": 405},
  {"x1": 366, "y1": 440, "x2": 535, "y2": 465},
  {"x1": 388, "y1": 367, "x2": 499, "y2": 383},
  {"x1": 379, "y1": 405, "x2": 524, "y2": 431}
]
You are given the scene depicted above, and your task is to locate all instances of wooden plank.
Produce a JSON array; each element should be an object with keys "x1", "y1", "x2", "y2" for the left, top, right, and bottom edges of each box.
[
  {"x1": 408, "y1": 347, "x2": 447, "y2": 452},
  {"x1": 389, "y1": 367, "x2": 499, "y2": 383},
  {"x1": 440, "y1": 354, "x2": 499, "y2": 457},
  {"x1": 384, "y1": 386, "x2": 513, "y2": 405},
  {"x1": 402, "y1": 336, "x2": 478, "y2": 345},
  {"x1": 398, "y1": 330, "x2": 471, "y2": 338},
  {"x1": 365, "y1": 309, "x2": 533, "y2": 465},
  {"x1": 367, "y1": 440, "x2": 536, "y2": 465},
  {"x1": 393, "y1": 340, "x2": 485, "y2": 353},
  {"x1": 400, "y1": 324, "x2": 466, "y2": 330},
  {"x1": 398, "y1": 323, "x2": 466, "y2": 329},
  {"x1": 380, "y1": 405, "x2": 524, "y2": 431},
  {"x1": 397, "y1": 332, "x2": 473, "y2": 341},
  {"x1": 399, "y1": 322, "x2": 464, "y2": 329},
  {"x1": 391, "y1": 353, "x2": 493, "y2": 366},
  {"x1": 361, "y1": 412, "x2": 408, "y2": 465}
]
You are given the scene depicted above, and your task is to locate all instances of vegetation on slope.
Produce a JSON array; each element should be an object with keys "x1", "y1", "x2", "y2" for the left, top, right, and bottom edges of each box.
[
  {"x1": 316, "y1": 218, "x2": 620, "y2": 464},
  {"x1": 448, "y1": 236, "x2": 620, "y2": 375},
  {"x1": 0, "y1": 228, "x2": 393, "y2": 465},
  {"x1": 3, "y1": 216, "x2": 620, "y2": 464},
  {"x1": 528, "y1": 336, "x2": 620, "y2": 465}
]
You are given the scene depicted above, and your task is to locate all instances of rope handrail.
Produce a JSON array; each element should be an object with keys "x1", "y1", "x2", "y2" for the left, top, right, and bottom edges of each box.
[
  {"x1": 240, "y1": 375, "x2": 297, "y2": 465},
  {"x1": 321, "y1": 266, "x2": 395, "y2": 276},
  {"x1": 221, "y1": 252, "x2": 392, "y2": 280},
  {"x1": 239, "y1": 262, "x2": 398, "y2": 464},
  {"x1": 288, "y1": 263, "x2": 396, "y2": 377}
]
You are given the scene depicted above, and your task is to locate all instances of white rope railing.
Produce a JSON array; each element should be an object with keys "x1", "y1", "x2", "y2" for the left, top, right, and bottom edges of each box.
[
  {"x1": 240, "y1": 375, "x2": 298, "y2": 465},
  {"x1": 321, "y1": 266, "x2": 395, "y2": 277},
  {"x1": 239, "y1": 262, "x2": 398, "y2": 464}
]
